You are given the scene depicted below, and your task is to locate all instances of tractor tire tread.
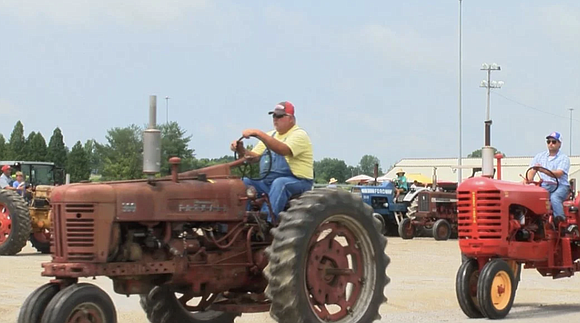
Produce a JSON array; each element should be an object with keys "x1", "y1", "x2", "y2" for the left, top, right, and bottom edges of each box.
[
  {"x1": 0, "y1": 190, "x2": 31, "y2": 255},
  {"x1": 264, "y1": 188, "x2": 390, "y2": 323}
]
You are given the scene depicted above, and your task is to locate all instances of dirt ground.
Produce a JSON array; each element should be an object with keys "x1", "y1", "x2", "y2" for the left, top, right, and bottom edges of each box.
[{"x1": 2, "y1": 238, "x2": 580, "y2": 323}]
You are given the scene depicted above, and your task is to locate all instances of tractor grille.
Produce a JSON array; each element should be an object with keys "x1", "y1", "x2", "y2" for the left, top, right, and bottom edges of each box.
[
  {"x1": 51, "y1": 203, "x2": 96, "y2": 262},
  {"x1": 457, "y1": 190, "x2": 502, "y2": 239},
  {"x1": 418, "y1": 193, "x2": 430, "y2": 212}
]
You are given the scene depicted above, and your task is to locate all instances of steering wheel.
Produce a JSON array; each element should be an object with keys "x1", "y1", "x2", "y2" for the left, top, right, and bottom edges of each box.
[
  {"x1": 233, "y1": 136, "x2": 272, "y2": 181},
  {"x1": 525, "y1": 166, "x2": 559, "y2": 194}
]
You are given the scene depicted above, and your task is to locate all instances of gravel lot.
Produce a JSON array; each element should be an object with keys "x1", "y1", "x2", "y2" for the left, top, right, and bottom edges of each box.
[{"x1": 2, "y1": 238, "x2": 579, "y2": 323}]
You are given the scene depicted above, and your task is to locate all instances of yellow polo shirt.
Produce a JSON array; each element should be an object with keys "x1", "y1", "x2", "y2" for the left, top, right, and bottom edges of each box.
[{"x1": 252, "y1": 125, "x2": 313, "y2": 180}]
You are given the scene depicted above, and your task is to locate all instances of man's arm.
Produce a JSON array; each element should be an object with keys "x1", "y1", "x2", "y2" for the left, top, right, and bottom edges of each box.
[
  {"x1": 525, "y1": 154, "x2": 541, "y2": 182},
  {"x1": 0, "y1": 177, "x2": 15, "y2": 190},
  {"x1": 540, "y1": 155, "x2": 571, "y2": 179},
  {"x1": 243, "y1": 129, "x2": 293, "y2": 156}
]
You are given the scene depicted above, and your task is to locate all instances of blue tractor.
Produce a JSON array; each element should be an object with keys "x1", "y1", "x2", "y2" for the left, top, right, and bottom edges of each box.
[{"x1": 351, "y1": 180, "x2": 428, "y2": 236}]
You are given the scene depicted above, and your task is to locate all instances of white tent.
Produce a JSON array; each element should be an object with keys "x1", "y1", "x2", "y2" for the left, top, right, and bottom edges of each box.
[{"x1": 345, "y1": 174, "x2": 374, "y2": 184}]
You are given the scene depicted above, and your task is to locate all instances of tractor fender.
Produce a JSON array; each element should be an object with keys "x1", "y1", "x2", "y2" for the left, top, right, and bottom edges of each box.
[{"x1": 403, "y1": 187, "x2": 429, "y2": 202}]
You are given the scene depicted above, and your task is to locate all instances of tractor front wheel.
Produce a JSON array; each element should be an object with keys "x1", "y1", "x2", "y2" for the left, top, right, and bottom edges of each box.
[
  {"x1": 0, "y1": 190, "x2": 31, "y2": 255},
  {"x1": 264, "y1": 189, "x2": 390, "y2": 323},
  {"x1": 433, "y1": 219, "x2": 451, "y2": 241},
  {"x1": 455, "y1": 258, "x2": 483, "y2": 318},
  {"x1": 40, "y1": 283, "x2": 116, "y2": 323},
  {"x1": 477, "y1": 259, "x2": 516, "y2": 319},
  {"x1": 30, "y1": 229, "x2": 51, "y2": 254},
  {"x1": 140, "y1": 286, "x2": 239, "y2": 323},
  {"x1": 398, "y1": 217, "x2": 415, "y2": 239},
  {"x1": 18, "y1": 283, "x2": 60, "y2": 323}
]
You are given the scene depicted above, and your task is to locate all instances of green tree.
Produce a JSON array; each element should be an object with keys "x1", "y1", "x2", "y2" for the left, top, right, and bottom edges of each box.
[
  {"x1": 66, "y1": 141, "x2": 91, "y2": 183},
  {"x1": 159, "y1": 122, "x2": 195, "y2": 175},
  {"x1": 98, "y1": 125, "x2": 143, "y2": 180},
  {"x1": 7, "y1": 121, "x2": 26, "y2": 160},
  {"x1": 358, "y1": 155, "x2": 383, "y2": 177},
  {"x1": 84, "y1": 139, "x2": 101, "y2": 174},
  {"x1": 314, "y1": 158, "x2": 349, "y2": 184},
  {"x1": 25, "y1": 132, "x2": 48, "y2": 161},
  {"x1": 347, "y1": 165, "x2": 362, "y2": 179},
  {"x1": 467, "y1": 148, "x2": 505, "y2": 158},
  {"x1": 46, "y1": 127, "x2": 68, "y2": 167},
  {"x1": 0, "y1": 135, "x2": 6, "y2": 159}
]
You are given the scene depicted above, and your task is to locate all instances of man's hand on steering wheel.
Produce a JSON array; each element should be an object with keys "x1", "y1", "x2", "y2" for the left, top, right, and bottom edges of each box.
[
  {"x1": 525, "y1": 165, "x2": 559, "y2": 193},
  {"x1": 232, "y1": 134, "x2": 272, "y2": 180}
]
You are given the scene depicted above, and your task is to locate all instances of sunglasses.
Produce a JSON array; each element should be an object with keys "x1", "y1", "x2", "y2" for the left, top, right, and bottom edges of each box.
[
  {"x1": 546, "y1": 139, "x2": 559, "y2": 144},
  {"x1": 272, "y1": 114, "x2": 287, "y2": 119}
]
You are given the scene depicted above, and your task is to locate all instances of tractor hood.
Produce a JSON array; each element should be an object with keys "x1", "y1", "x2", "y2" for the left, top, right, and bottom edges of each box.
[
  {"x1": 50, "y1": 177, "x2": 248, "y2": 222},
  {"x1": 458, "y1": 177, "x2": 551, "y2": 215}
]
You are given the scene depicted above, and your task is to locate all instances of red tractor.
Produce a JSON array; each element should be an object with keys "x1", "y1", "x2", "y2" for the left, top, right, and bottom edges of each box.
[
  {"x1": 18, "y1": 96, "x2": 390, "y2": 323},
  {"x1": 399, "y1": 181, "x2": 458, "y2": 241},
  {"x1": 455, "y1": 165, "x2": 580, "y2": 319}
]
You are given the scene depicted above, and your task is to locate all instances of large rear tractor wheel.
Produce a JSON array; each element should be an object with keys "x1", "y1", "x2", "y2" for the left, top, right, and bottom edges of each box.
[
  {"x1": 264, "y1": 189, "x2": 390, "y2": 323},
  {"x1": 30, "y1": 229, "x2": 51, "y2": 254},
  {"x1": 17, "y1": 283, "x2": 60, "y2": 323},
  {"x1": 455, "y1": 258, "x2": 483, "y2": 318},
  {"x1": 140, "y1": 285, "x2": 239, "y2": 323},
  {"x1": 433, "y1": 219, "x2": 451, "y2": 241},
  {"x1": 398, "y1": 217, "x2": 415, "y2": 240},
  {"x1": 40, "y1": 283, "x2": 117, "y2": 323},
  {"x1": 477, "y1": 259, "x2": 516, "y2": 319},
  {"x1": 0, "y1": 190, "x2": 31, "y2": 255}
]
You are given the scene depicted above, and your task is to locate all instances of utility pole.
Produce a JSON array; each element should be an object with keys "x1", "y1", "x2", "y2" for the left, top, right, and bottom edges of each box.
[
  {"x1": 165, "y1": 96, "x2": 170, "y2": 124},
  {"x1": 458, "y1": 0, "x2": 463, "y2": 184},
  {"x1": 569, "y1": 107, "x2": 574, "y2": 155},
  {"x1": 479, "y1": 63, "x2": 503, "y2": 177},
  {"x1": 479, "y1": 63, "x2": 503, "y2": 147}
]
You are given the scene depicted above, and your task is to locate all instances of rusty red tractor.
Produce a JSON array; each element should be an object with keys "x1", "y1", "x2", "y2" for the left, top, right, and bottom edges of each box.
[
  {"x1": 18, "y1": 96, "x2": 390, "y2": 323},
  {"x1": 399, "y1": 181, "x2": 458, "y2": 241},
  {"x1": 455, "y1": 165, "x2": 580, "y2": 319}
]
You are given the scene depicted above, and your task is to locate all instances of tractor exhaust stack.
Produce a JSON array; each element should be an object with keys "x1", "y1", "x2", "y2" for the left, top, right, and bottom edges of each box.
[{"x1": 143, "y1": 95, "x2": 161, "y2": 180}]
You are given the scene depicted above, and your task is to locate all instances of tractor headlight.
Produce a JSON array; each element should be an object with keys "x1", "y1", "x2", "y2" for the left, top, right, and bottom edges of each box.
[{"x1": 246, "y1": 186, "x2": 257, "y2": 199}]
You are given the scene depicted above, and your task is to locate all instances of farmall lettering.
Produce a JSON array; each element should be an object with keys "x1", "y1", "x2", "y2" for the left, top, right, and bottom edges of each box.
[{"x1": 178, "y1": 200, "x2": 227, "y2": 212}]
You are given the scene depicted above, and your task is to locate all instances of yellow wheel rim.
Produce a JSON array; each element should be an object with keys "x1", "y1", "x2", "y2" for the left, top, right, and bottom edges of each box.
[{"x1": 490, "y1": 270, "x2": 512, "y2": 310}]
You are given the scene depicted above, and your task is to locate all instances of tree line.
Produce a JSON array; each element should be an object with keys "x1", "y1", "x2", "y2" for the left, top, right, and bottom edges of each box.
[
  {"x1": 0, "y1": 121, "x2": 390, "y2": 184},
  {"x1": 2, "y1": 121, "x2": 501, "y2": 185}
]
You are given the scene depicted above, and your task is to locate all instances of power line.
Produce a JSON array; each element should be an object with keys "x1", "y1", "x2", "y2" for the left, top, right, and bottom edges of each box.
[{"x1": 492, "y1": 91, "x2": 580, "y2": 122}]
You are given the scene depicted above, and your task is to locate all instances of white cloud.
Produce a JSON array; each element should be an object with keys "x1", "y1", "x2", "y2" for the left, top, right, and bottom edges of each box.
[
  {"x1": 354, "y1": 24, "x2": 455, "y2": 72},
  {"x1": 0, "y1": 99, "x2": 19, "y2": 117},
  {"x1": 536, "y1": 4, "x2": 580, "y2": 53},
  {"x1": 0, "y1": 0, "x2": 208, "y2": 27}
]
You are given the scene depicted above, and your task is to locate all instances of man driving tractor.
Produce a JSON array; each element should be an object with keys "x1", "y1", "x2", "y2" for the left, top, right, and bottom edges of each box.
[
  {"x1": 230, "y1": 101, "x2": 314, "y2": 223},
  {"x1": 525, "y1": 131, "x2": 571, "y2": 228},
  {"x1": 394, "y1": 168, "x2": 408, "y2": 199}
]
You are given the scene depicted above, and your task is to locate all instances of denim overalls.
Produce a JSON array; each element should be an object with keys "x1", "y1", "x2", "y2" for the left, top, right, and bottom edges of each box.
[{"x1": 243, "y1": 131, "x2": 313, "y2": 222}]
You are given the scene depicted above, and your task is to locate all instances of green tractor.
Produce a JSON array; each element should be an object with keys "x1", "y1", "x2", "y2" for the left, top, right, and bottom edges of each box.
[{"x1": 0, "y1": 161, "x2": 65, "y2": 255}]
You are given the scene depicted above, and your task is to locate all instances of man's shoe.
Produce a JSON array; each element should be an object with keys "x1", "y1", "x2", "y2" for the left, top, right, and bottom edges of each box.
[{"x1": 553, "y1": 216, "x2": 565, "y2": 228}]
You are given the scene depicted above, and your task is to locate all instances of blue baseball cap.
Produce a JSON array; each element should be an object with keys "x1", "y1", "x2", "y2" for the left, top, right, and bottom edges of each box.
[{"x1": 546, "y1": 131, "x2": 562, "y2": 142}]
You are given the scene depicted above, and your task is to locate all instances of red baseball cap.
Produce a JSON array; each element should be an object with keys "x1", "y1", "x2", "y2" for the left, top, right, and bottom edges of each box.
[
  {"x1": 1, "y1": 165, "x2": 10, "y2": 172},
  {"x1": 268, "y1": 101, "x2": 295, "y2": 117}
]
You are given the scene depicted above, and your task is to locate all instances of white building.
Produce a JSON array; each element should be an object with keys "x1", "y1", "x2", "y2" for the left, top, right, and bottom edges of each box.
[{"x1": 384, "y1": 156, "x2": 580, "y2": 185}]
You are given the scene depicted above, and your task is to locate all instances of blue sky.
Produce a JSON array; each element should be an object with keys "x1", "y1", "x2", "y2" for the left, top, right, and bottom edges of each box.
[{"x1": 1, "y1": 1, "x2": 579, "y2": 169}]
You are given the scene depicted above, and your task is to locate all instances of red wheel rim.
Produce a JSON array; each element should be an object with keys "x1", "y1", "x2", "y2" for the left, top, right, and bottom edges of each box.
[
  {"x1": 33, "y1": 229, "x2": 51, "y2": 243},
  {"x1": 437, "y1": 224, "x2": 449, "y2": 238},
  {"x1": 306, "y1": 222, "x2": 364, "y2": 321},
  {"x1": 66, "y1": 303, "x2": 105, "y2": 323},
  {"x1": 0, "y1": 203, "x2": 12, "y2": 244},
  {"x1": 403, "y1": 221, "x2": 414, "y2": 237}
]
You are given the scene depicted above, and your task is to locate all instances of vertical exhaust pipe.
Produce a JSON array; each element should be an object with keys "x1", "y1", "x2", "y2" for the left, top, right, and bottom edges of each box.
[{"x1": 143, "y1": 95, "x2": 161, "y2": 181}]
